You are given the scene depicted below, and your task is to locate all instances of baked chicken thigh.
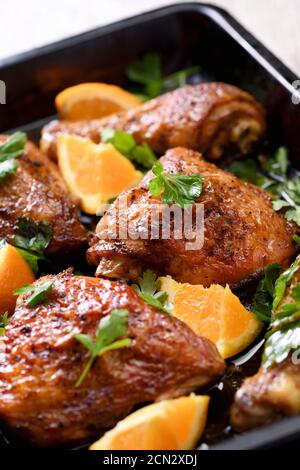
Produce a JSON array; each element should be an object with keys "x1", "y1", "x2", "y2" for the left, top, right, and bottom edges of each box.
[
  {"x1": 231, "y1": 257, "x2": 300, "y2": 431},
  {"x1": 0, "y1": 137, "x2": 86, "y2": 254},
  {"x1": 87, "y1": 147, "x2": 296, "y2": 287},
  {"x1": 0, "y1": 271, "x2": 224, "y2": 446},
  {"x1": 41, "y1": 82, "x2": 266, "y2": 161}
]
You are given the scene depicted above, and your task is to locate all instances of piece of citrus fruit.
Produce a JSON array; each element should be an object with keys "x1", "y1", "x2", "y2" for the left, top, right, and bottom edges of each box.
[
  {"x1": 57, "y1": 134, "x2": 142, "y2": 215},
  {"x1": 55, "y1": 83, "x2": 141, "y2": 120},
  {"x1": 0, "y1": 243, "x2": 35, "y2": 315},
  {"x1": 90, "y1": 394, "x2": 209, "y2": 450},
  {"x1": 160, "y1": 277, "x2": 262, "y2": 358}
]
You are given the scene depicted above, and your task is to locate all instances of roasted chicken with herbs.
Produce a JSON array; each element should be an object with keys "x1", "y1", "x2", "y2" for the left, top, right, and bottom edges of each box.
[
  {"x1": 87, "y1": 147, "x2": 296, "y2": 287},
  {"x1": 231, "y1": 257, "x2": 300, "y2": 431},
  {"x1": 0, "y1": 136, "x2": 86, "y2": 254},
  {"x1": 41, "y1": 82, "x2": 266, "y2": 161},
  {"x1": 0, "y1": 271, "x2": 224, "y2": 447}
]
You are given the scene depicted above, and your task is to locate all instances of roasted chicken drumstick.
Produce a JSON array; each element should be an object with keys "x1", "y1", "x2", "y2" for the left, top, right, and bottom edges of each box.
[
  {"x1": 0, "y1": 271, "x2": 224, "y2": 446},
  {"x1": 87, "y1": 147, "x2": 296, "y2": 287},
  {"x1": 41, "y1": 82, "x2": 266, "y2": 161},
  {"x1": 0, "y1": 137, "x2": 86, "y2": 254}
]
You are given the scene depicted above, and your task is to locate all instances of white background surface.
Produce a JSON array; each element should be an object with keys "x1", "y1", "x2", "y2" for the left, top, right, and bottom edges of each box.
[{"x1": 1, "y1": 0, "x2": 299, "y2": 75}]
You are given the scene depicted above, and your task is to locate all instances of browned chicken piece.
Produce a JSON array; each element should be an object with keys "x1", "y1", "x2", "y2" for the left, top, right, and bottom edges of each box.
[
  {"x1": 0, "y1": 136, "x2": 86, "y2": 254},
  {"x1": 41, "y1": 82, "x2": 266, "y2": 161},
  {"x1": 87, "y1": 147, "x2": 296, "y2": 287},
  {"x1": 0, "y1": 270, "x2": 225, "y2": 447},
  {"x1": 231, "y1": 258, "x2": 300, "y2": 431}
]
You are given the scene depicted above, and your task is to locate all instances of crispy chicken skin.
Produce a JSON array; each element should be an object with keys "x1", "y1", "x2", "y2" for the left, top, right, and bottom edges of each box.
[
  {"x1": 41, "y1": 82, "x2": 266, "y2": 161},
  {"x1": 0, "y1": 137, "x2": 86, "y2": 254},
  {"x1": 0, "y1": 271, "x2": 225, "y2": 447},
  {"x1": 231, "y1": 361, "x2": 300, "y2": 431},
  {"x1": 87, "y1": 147, "x2": 296, "y2": 286},
  {"x1": 231, "y1": 260, "x2": 300, "y2": 431}
]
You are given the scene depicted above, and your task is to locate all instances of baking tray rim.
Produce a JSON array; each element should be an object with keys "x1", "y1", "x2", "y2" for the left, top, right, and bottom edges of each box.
[{"x1": 0, "y1": 2, "x2": 297, "y2": 89}]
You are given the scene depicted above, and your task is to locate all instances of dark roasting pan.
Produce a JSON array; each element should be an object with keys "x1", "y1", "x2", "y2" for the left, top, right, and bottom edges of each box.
[{"x1": 0, "y1": 2, "x2": 300, "y2": 450}]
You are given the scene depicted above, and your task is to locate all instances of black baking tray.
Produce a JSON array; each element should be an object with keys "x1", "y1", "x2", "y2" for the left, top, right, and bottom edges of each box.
[{"x1": 1, "y1": 2, "x2": 300, "y2": 450}]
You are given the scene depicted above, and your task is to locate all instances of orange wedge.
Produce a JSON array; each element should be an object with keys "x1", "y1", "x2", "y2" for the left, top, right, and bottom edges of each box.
[
  {"x1": 160, "y1": 277, "x2": 262, "y2": 358},
  {"x1": 57, "y1": 134, "x2": 142, "y2": 215},
  {"x1": 55, "y1": 83, "x2": 141, "y2": 120},
  {"x1": 0, "y1": 243, "x2": 35, "y2": 315},
  {"x1": 90, "y1": 394, "x2": 209, "y2": 450}
]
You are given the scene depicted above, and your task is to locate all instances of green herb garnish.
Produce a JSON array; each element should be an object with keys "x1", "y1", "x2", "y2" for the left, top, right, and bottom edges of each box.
[
  {"x1": 13, "y1": 218, "x2": 52, "y2": 254},
  {"x1": 271, "y1": 283, "x2": 300, "y2": 330},
  {"x1": 272, "y1": 258, "x2": 300, "y2": 310},
  {"x1": 0, "y1": 159, "x2": 19, "y2": 181},
  {"x1": 12, "y1": 218, "x2": 53, "y2": 274},
  {"x1": 74, "y1": 309, "x2": 132, "y2": 387},
  {"x1": 101, "y1": 128, "x2": 157, "y2": 170},
  {"x1": 283, "y1": 177, "x2": 300, "y2": 204},
  {"x1": 127, "y1": 53, "x2": 161, "y2": 92},
  {"x1": 263, "y1": 320, "x2": 300, "y2": 368},
  {"x1": 229, "y1": 159, "x2": 273, "y2": 188},
  {"x1": 0, "y1": 132, "x2": 27, "y2": 182},
  {"x1": 14, "y1": 280, "x2": 53, "y2": 307},
  {"x1": 148, "y1": 161, "x2": 203, "y2": 208},
  {"x1": 293, "y1": 234, "x2": 300, "y2": 245},
  {"x1": 263, "y1": 147, "x2": 289, "y2": 179},
  {"x1": 252, "y1": 263, "x2": 281, "y2": 322},
  {"x1": 273, "y1": 177, "x2": 300, "y2": 226},
  {"x1": 0, "y1": 312, "x2": 9, "y2": 336},
  {"x1": 126, "y1": 52, "x2": 200, "y2": 100},
  {"x1": 106, "y1": 196, "x2": 116, "y2": 204},
  {"x1": 133, "y1": 269, "x2": 170, "y2": 313},
  {"x1": 290, "y1": 283, "x2": 300, "y2": 301},
  {"x1": 229, "y1": 147, "x2": 300, "y2": 230},
  {"x1": 261, "y1": 259, "x2": 300, "y2": 368}
]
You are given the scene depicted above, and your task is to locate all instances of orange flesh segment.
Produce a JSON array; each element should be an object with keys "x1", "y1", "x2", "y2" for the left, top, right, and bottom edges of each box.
[
  {"x1": 161, "y1": 277, "x2": 262, "y2": 358},
  {"x1": 173, "y1": 284, "x2": 223, "y2": 343},
  {"x1": 0, "y1": 243, "x2": 35, "y2": 315},
  {"x1": 55, "y1": 83, "x2": 141, "y2": 120},
  {"x1": 90, "y1": 395, "x2": 209, "y2": 450},
  {"x1": 111, "y1": 417, "x2": 179, "y2": 450},
  {"x1": 66, "y1": 98, "x2": 123, "y2": 120},
  {"x1": 222, "y1": 284, "x2": 256, "y2": 340},
  {"x1": 69, "y1": 141, "x2": 139, "y2": 195},
  {"x1": 57, "y1": 134, "x2": 142, "y2": 214}
]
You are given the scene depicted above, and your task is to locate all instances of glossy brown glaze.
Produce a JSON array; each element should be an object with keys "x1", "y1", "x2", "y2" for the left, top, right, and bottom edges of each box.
[
  {"x1": 0, "y1": 137, "x2": 86, "y2": 254},
  {"x1": 41, "y1": 82, "x2": 266, "y2": 161},
  {"x1": 231, "y1": 259, "x2": 300, "y2": 431},
  {"x1": 0, "y1": 271, "x2": 225, "y2": 447},
  {"x1": 87, "y1": 147, "x2": 296, "y2": 286}
]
